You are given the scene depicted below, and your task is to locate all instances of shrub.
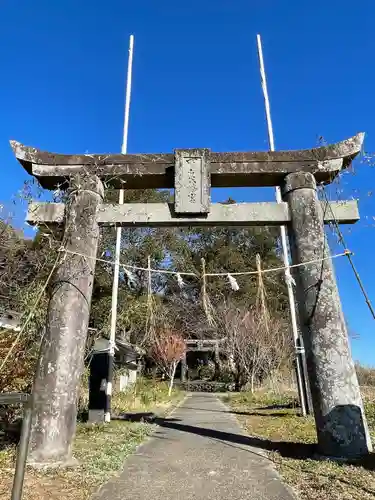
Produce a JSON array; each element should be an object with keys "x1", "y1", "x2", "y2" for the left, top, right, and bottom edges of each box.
[
  {"x1": 356, "y1": 363, "x2": 375, "y2": 386},
  {"x1": 198, "y1": 363, "x2": 215, "y2": 381}
]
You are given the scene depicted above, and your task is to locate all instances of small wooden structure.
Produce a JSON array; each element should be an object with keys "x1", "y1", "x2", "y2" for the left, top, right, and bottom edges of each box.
[{"x1": 11, "y1": 133, "x2": 371, "y2": 463}]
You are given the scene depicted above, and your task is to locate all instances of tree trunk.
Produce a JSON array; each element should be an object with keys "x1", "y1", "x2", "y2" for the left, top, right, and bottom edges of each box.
[
  {"x1": 250, "y1": 370, "x2": 255, "y2": 394},
  {"x1": 168, "y1": 362, "x2": 177, "y2": 397},
  {"x1": 250, "y1": 351, "x2": 257, "y2": 394}
]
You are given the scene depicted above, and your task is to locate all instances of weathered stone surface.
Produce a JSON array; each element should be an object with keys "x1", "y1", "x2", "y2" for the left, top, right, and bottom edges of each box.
[
  {"x1": 174, "y1": 149, "x2": 210, "y2": 214},
  {"x1": 11, "y1": 134, "x2": 363, "y2": 166},
  {"x1": 282, "y1": 172, "x2": 372, "y2": 458},
  {"x1": 28, "y1": 174, "x2": 103, "y2": 466},
  {"x1": 27, "y1": 200, "x2": 360, "y2": 227},
  {"x1": 11, "y1": 133, "x2": 363, "y2": 189}
]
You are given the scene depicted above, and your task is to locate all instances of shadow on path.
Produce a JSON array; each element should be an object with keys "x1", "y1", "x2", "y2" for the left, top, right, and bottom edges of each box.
[
  {"x1": 116, "y1": 412, "x2": 375, "y2": 472},
  {"x1": 152, "y1": 416, "x2": 375, "y2": 496},
  {"x1": 180, "y1": 406, "x2": 295, "y2": 417},
  {"x1": 115, "y1": 412, "x2": 314, "y2": 459},
  {"x1": 153, "y1": 417, "x2": 315, "y2": 459},
  {"x1": 111, "y1": 405, "x2": 375, "y2": 498}
]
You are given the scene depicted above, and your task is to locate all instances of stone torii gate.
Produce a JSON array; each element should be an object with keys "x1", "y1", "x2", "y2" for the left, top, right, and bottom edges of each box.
[
  {"x1": 181, "y1": 338, "x2": 226, "y2": 382},
  {"x1": 11, "y1": 133, "x2": 372, "y2": 465}
]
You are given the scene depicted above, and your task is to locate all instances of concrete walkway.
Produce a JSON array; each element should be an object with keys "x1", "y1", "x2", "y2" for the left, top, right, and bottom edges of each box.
[{"x1": 93, "y1": 393, "x2": 296, "y2": 500}]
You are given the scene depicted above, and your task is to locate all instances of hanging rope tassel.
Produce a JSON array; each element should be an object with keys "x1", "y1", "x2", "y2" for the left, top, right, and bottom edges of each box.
[
  {"x1": 201, "y1": 258, "x2": 216, "y2": 327},
  {"x1": 255, "y1": 253, "x2": 270, "y2": 335},
  {"x1": 227, "y1": 273, "x2": 240, "y2": 291},
  {"x1": 145, "y1": 256, "x2": 156, "y2": 344},
  {"x1": 146, "y1": 255, "x2": 152, "y2": 326}
]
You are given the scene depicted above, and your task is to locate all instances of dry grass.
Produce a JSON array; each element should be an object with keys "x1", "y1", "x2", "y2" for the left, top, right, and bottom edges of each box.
[
  {"x1": 226, "y1": 388, "x2": 375, "y2": 500},
  {"x1": 0, "y1": 379, "x2": 184, "y2": 500}
]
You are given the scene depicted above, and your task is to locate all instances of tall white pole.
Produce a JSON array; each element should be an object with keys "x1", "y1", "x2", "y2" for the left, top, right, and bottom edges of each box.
[
  {"x1": 256, "y1": 34, "x2": 308, "y2": 416},
  {"x1": 121, "y1": 34, "x2": 134, "y2": 157},
  {"x1": 105, "y1": 34, "x2": 135, "y2": 423}
]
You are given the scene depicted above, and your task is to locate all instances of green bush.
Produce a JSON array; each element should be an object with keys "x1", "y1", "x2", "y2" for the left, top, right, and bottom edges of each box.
[
  {"x1": 218, "y1": 369, "x2": 235, "y2": 384},
  {"x1": 111, "y1": 376, "x2": 180, "y2": 415},
  {"x1": 356, "y1": 363, "x2": 375, "y2": 386},
  {"x1": 364, "y1": 401, "x2": 375, "y2": 429},
  {"x1": 198, "y1": 364, "x2": 215, "y2": 381},
  {"x1": 228, "y1": 390, "x2": 298, "y2": 409}
]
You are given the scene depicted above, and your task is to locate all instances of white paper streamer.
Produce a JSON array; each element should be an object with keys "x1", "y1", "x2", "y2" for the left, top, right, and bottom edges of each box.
[
  {"x1": 285, "y1": 270, "x2": 296, "y2": 287},
  {"x1": 109, "y1": 340, "x2": 119, "y2": 352},
  {"x1": 176, "y1": 273, "x2": 184, "y2": 288},
  {"x1": 227, "y1": 273, "x2": 240, "y2": 291},
  {"x1": 124, "y1": 267, "x2": 137, "y2": 288},
  {"x1": 58, "y1": 246, "x2": 67, "y2": 261}
]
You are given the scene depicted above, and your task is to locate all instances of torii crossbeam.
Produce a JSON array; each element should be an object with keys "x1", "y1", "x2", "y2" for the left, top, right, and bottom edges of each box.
[
  {"x1": 13, "y1": 134, "x2": 362, "y2": 227},
  {"x1": 12, "y1": 133, "x2": 363, "y2": 189}
]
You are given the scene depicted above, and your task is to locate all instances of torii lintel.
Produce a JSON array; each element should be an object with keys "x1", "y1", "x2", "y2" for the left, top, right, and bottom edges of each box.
[{"x1": 10, "y1": 133, "x2": 364, "y2": 190}]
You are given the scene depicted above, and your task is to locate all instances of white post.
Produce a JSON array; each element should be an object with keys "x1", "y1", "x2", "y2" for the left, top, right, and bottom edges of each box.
[
  {"x1": 256, "y1": 34, "x2": 308, "y2": 416},
  {"x1": 105, "y1": 34, "x2": 135, "y2": 423}
]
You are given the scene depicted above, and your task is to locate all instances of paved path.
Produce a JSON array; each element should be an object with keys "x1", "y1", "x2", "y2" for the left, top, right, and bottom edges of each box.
[{"x1": 93, "y1": 393, "x2": 296, "y2": 500}]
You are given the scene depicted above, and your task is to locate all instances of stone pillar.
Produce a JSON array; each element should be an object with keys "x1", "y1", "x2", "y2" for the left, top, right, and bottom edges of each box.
[
  {"x1": 282, "y1": 172, "x2": 371, "y2": 458},
  {"x1": 214, "y1": 343, "x2": 221, "y2": 380},
  {"x1": 181, "y1": 354, "x2": 187, "y2": 382},
  {"x1": 28, "y1": 174, "x2": 103, "y2": 466}
]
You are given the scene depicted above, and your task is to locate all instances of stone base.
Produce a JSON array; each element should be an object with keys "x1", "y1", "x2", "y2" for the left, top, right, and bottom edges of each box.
[
  {"x1": 88, "y1": 409, "x2": 105, "y2": 423},
  {"x1": 27, "y1": 456, "x2": 79, "y2": 470},
  {"x1": 313, "y1": 453, "x2": 368, "y2": 464}
]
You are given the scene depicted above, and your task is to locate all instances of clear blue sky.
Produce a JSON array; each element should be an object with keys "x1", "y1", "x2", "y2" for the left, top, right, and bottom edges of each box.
[{"x1": 1, "y1": 0, "x2": 375, "y2": 364}]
